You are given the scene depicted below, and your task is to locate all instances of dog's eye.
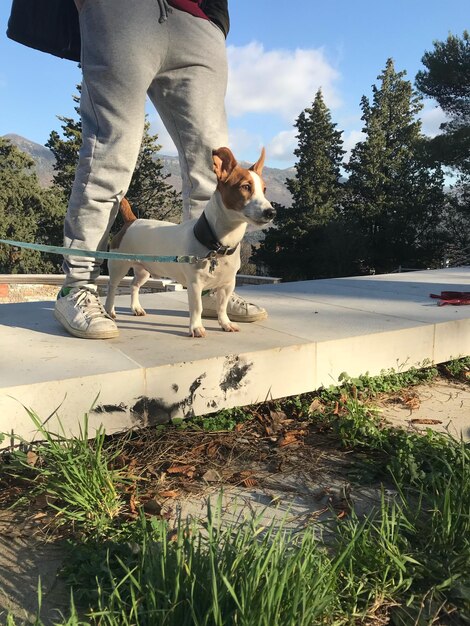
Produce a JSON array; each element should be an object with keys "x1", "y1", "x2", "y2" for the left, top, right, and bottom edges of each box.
[
  {"x1": 241, "y1": 183, "x2": 252, "y2": 192},
  {"x1": 263, "y1": 186, "x2": 267, "y2": 194}
]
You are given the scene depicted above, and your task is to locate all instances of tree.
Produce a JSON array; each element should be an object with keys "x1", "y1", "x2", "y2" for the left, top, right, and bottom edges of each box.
[
  {"x1": 416, "y1": 31, "x2": 470, "y2": 265},
  {"x1": 126, "y1": 125, "x2": 181, "y2": 223},
  {"x1": 344, "y1": 59, "x2": 446, "y2": 273},
  {"x1": 46, "y1": 85, "x2": 182, "y2": 224},
  {"x1": 415, "y1": 31, "x2": 470, "y2": 177},
  {"x1": 0, "y1": 137, "x2": 65, "y2": 273},
  {"x1": 253, "y1": 89, "x2": 346, "y2": 280}
]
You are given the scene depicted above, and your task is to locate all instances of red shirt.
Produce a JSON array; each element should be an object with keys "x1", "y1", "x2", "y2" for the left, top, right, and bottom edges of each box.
[{"x1": 168, "y1": 0, "x2": 208, "y2": 21}]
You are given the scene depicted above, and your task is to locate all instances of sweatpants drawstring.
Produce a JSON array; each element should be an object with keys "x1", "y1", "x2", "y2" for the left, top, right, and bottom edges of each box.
[{"x1": 156, "y1": 0, "x2": 172, "y2": 23}]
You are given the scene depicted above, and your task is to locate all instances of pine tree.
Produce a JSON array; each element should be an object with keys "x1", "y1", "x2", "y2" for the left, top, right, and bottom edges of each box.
[
  {"x1": 416, "y1": 31, "x2": 470, "y2": 264},
  {"x1": 46, "y1": 85, "x2": 182, "y2": 224},
  {"x1": 0, "y1": 137, "x2": 64, "y2": 273},
  {"x1": 344, "y1": 59, "x2": 446, "y2": 273},
  {"x1": 416, "y1": 31, "x2": 470, "y2": 177},
  {"x1": 253, "y1": 89, "x2": 345, "y2": 280},
  {"x1": 45, "y1": 90, "x2": 82, "y2": 200}
]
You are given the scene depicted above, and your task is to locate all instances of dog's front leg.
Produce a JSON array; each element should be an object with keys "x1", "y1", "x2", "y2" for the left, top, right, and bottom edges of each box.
[
  {"x1": 131, "y1": 266, "x2": 151, "y2": 316},
  {"x1": 217, "y1": 283, "x2": 239, "y2": 333},
  {"x1": 187, "y1": 283, "x2": 206, "y2": 338}
]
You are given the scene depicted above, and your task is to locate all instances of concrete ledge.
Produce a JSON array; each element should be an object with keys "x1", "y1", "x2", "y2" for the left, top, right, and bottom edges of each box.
[
  {"x1": 0, "y1": 274, "x2": 183, "y2": 304},
  {"x1": 0, "y1": 273, "x2": 180, "y2": 290},
  {"x1": 1, "y1": 268, "x2": 469, "y2": 444}
]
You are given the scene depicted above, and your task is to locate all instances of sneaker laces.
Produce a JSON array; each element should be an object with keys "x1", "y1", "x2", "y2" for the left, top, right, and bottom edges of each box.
[
  {"x1": 231, "y1": 294, "x2": 248, "y2": 305},
  {"x1": 72, "y1": 288, "x2": 110, "y2": 321},
  {"x1": 229, "y1": 294, "x2": 252, "y2": 311}
]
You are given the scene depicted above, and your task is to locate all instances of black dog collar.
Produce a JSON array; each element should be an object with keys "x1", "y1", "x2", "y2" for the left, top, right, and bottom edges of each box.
[{"x1": 193, "y1": 212, "x2": 239, "y2": 256}]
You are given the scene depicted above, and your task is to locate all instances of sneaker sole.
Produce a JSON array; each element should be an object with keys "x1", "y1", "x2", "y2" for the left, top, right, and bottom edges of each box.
[
  {"x1": 202, "y1": 310, "x2": 268, "y2": 323},
  {"x1": 54, "y1": 309, "x2": 119, "y2": 340}
]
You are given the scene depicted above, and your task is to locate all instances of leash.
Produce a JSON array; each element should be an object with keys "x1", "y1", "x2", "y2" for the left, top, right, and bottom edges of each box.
[{"x1": 0, "y1": 238, "x2": 205, "y2": 265}]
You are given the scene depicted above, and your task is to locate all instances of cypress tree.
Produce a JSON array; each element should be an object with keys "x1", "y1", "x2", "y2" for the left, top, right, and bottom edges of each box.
[{"x1": 253, "y1": 89, "x2": 345, "y2": 280}]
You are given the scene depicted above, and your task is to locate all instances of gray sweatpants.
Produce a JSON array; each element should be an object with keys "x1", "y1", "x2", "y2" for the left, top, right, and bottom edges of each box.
[{"x1": 63, "y1": 0, "x2": 229, "y2": 286}]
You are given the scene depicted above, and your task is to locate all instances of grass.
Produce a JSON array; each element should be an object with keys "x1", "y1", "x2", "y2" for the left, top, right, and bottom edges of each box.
[
  {"x1": 2, "y1": 409, "x2": 130, "y2": 535},
  {"x1": 1, "y1": 359, "x2": 469, "y2": 625},
  {"x1": 68, "y1": 509, "x2": 337, "y2": 626}
]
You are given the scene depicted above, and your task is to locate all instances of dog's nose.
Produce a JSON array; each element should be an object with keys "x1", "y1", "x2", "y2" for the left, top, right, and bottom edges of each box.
[{"x1": 263, "y1": 207, "x2": 276, "y2": 220}]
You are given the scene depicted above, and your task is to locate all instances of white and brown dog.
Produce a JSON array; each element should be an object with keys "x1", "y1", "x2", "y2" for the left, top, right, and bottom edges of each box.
[{"x1": 105, "y1": 147, "x2": 275, "y2": 337}]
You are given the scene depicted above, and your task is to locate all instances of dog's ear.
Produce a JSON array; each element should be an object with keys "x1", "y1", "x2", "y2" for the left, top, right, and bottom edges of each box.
[
  {"x1": 250, "y1": 147, "x2": 266, "y2": 176},
  {"x1": 212, "y1": 147, "x2": 237, "y2": 181}
]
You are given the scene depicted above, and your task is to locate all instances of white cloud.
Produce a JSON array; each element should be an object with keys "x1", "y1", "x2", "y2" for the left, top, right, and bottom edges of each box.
[
  {"x1": 267, "y1": 129, "x2": 297, "y2": 162},
  {"x1": 226, "y1": 42, "x2": 341, "y2": 121},
  {"x1": 228, "y1": 127, "x2": 262, "y2": 158},
  {"x1": 420, "y1": 105, "x2": 447, "y2": 138},
  {"x1": 146, "y1": 42, "x2": 342, "y2": 166}
]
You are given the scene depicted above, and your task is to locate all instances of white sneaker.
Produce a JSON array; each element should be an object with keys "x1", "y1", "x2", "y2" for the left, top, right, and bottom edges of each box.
[
  {"x1": 54, "y1": 285, "x2": 119, "y2": 339},
  {"x1": 201, "y1": 291, "x2": 268, "y2": 323}
]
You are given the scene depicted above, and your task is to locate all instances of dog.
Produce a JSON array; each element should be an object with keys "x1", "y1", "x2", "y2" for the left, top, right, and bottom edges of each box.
[{"x1": 105, "y1": 147, "x2": 275, "y2": 337}]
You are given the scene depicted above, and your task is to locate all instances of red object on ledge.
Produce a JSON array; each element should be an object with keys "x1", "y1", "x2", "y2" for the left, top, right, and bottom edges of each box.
[{"x1": 430, "y1": 291, "x2": 470, "y2": 306}]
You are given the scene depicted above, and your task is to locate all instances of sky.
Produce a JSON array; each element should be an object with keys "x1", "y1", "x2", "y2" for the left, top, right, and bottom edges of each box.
[{"x1": 0, "y1": 1, "x2": 468, "y2": 169}]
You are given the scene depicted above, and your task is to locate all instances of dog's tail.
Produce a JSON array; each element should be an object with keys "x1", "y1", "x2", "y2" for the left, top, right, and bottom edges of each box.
[{"x1": 120, "y1": 198, "x2": 137, "y2": 223}]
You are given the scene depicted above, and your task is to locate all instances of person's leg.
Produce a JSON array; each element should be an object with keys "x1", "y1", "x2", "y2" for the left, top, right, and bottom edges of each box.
[
  {"x1": 147, "y1": 9, "x2": 267, "y2": 322},
  {"x1": 147, "y1": 9, "x2": 228, "y2": 221},
  {"x1": 63, "y1": 0, "x2": 168, "y2": 286},
  {"x1": 56, "y1": 0, "x2": 171, "y2": 338}
]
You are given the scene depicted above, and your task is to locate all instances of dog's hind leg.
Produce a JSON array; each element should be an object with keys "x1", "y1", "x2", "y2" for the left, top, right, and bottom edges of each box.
[
  {"x1": 105, "y1": 260, "x2": 132, "y2": 318},
  {"x1": 131, "y1": 265, "x2": 151, "y2": 316}
]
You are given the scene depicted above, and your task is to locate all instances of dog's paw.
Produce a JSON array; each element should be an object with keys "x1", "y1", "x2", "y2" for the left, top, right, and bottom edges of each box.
[
  {"x1": 221, "y1": 322, "x2": 240, "y2": 333},
  {"x1": 190, "y1": 326, "x2": 206, "y2": 338},
  {"x1": 107, "y1": 309, "x2": 117, "y2": 319},
  {"x1": 132, "y1": 307, "x2": 146, "y2": 316}
]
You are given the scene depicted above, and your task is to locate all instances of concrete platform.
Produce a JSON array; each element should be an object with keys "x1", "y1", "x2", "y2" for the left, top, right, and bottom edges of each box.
[{"x1": 1, "y1": 268, "x2": 469, "y2": 444}]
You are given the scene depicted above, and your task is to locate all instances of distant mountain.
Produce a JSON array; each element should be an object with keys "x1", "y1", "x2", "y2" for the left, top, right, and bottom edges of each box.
[
  {"x1": 3, "y1": 133, "x2": 56, "y2": 187},
  {"x1": 3, "y1": 134, "x2": 293, "y2": 207}
]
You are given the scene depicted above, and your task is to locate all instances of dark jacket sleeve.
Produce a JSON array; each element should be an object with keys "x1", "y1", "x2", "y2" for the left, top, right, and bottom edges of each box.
[
  {"x1": 200, "y1": 0, "x2": 229, "y2": 37},
  {"x1": 6, "y1": 0, "x2": 81, "y2": 62},
  {"x1": 6, "y1": 0, "x2": 228, "y2": 61}
]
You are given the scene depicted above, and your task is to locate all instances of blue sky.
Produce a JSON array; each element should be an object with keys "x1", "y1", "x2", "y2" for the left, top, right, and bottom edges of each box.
[{"x1": 0, "y1": 0, "x2": 467, "y2": 169}]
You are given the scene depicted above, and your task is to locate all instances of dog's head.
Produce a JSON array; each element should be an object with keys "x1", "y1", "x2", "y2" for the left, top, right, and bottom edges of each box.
[{"x1": 212, "y1": 147, "x2": 276, "y2": 226}]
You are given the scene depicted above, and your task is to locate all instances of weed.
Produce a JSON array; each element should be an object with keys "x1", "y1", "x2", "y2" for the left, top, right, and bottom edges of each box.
[
  {"x1": 335, "y1": 364, "x2": 438, "y2": 397},
  {"x1": 440, "y1": 356, "x2": 470, "y2": 380},
  {"x1": 4, "y1": 410, "x2": 130, "y2": 535},
  {"x1": 186, "y1": 407, "x2": 251, "y2": 432},
  {"x1": 335, "y1": 495, "x2": 420, "y2": 619}
]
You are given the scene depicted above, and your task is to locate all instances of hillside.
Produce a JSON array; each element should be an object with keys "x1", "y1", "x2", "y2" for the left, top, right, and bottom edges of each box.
[
  {"x1": 3, "y1": 133, "x2": 56, "y2": 187},
  {"x1": 3, "y1": 134, "x2": 293, "y2": 207}
]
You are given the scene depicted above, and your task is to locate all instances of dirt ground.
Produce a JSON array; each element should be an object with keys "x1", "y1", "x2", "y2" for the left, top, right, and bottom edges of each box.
[{"x1": 0, "y1": 377, "x2": 469, "y2": 625}]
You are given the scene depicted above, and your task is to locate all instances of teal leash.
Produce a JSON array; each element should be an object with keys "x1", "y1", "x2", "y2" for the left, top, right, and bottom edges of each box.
[{"x1": 0, "y1": 238, "x2": 203, "y2": 265}]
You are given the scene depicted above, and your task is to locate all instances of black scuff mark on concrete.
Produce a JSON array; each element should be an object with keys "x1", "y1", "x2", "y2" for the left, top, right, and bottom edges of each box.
[
  {"x1": 189, "y1": 376, "x2": 204, "y2": 396},
  {"x1": 172, "y1": 384, "x2": 179, "y2": 393},
  {"x1": 131, "y1": 373, "x2": 207, "y2": 426},
  {"x1": 92, "y1": 403, "x2": 127, "y2": 414},
  {"x1": 220, "y1": 355, "x2": 253, "y2": 397}
]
